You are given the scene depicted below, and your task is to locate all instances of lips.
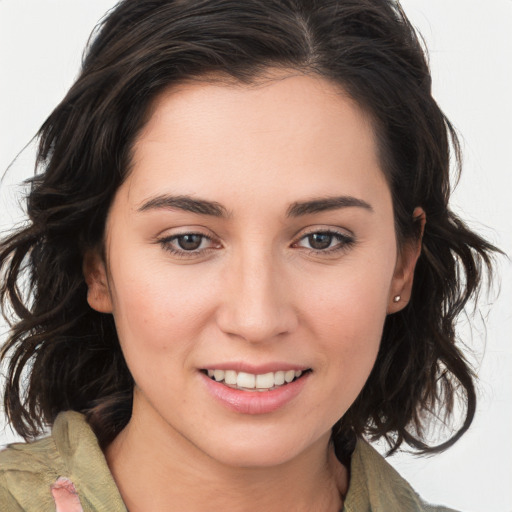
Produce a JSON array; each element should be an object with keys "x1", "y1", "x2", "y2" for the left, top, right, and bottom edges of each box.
[{"x1": 201, "y1": 367, "x2": 312, "y2": 414}]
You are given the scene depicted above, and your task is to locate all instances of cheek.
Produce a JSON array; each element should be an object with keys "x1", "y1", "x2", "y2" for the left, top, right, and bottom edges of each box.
[
  {"x1": 322, "y1": 294, "x2": 385, "y2": 387},
  {"x1": 304, "y1": 255, "x2": 393, "y2": 339},
  {"x1": 306, "y1": 297, "x2": 386, "y2": 425},
  {"x1": 107, "y1": 253, "x2": 218, "y2": 354},
  {"x1": 302, "y1": 254, "x2": 394, "y2": 395}
]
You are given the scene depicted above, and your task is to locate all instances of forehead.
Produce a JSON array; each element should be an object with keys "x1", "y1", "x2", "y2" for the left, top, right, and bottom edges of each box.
[{"x1": 123, "y1": 72, "x2": 389, "y2": 213}]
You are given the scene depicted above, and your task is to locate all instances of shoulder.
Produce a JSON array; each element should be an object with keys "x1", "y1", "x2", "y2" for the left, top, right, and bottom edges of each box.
[
  {"x1": 0, "y1": 430, "x2": 63, "y2": 510},
  {"x1": 0, "y1": 411, "x2": 126, "y2": 511},
  {"x1": 343, "y1": 439, "x2": 461, "y2": 512}
]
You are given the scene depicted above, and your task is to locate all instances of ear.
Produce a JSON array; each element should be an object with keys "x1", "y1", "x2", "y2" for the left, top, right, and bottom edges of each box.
[
  {"x1": 387, "y1": 207, "x2": 425, "y2": 314},
  {"x1": 83, "y1": 249, "x2": 113, "y2": 313}
]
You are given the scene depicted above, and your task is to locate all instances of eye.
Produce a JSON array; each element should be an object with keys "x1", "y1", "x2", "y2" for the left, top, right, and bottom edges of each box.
[
  {"x1": 293, "y1": 229, "x2": 355, "y2": 254},
  {"x1": 174, "y1": 234, "x2": 206, "y2": 251},
  {"x1": 305, "y1": 233, "x2": 336, "y2": 250},
  {"x1": 158, "y1": 232, "x2": 220, "y2": 257}
]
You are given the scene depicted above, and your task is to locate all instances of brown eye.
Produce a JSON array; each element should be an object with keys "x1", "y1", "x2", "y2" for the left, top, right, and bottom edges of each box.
[
  {"x1": 294, "y1": 229, "x2": 355, "y2": 254},
  {"x1": 307, "y1": 233, "x2": 333, "y2": 250},
  {"x1": 159, "y1": 232, "x2": 222, "y2": 257},
  {"x1": 176, "y1": 234, "x2": 204, "y2": 250}
]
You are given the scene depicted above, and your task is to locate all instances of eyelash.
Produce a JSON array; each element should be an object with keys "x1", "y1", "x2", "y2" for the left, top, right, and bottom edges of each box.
[{"x1": 157, "y1": 229, "x2": 355, "y2": 258}]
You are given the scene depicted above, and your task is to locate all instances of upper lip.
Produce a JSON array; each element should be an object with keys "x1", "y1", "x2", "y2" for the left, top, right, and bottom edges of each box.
[{"x1": 200, "y1": 362, "x2": 310, "y2": 374}]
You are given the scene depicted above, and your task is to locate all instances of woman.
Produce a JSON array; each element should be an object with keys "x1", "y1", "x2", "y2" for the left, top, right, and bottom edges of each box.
[{"x1": 0, "y1": 0, "x2": 499, "y2": 510}]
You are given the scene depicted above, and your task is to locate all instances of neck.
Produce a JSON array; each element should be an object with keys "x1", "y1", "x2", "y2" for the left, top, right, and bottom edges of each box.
[{"x1": 105, "y1": 398, "x2": 348, "y2": 511}]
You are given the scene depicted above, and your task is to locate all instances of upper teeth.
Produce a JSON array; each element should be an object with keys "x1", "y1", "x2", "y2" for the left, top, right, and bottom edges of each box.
[{"x1": 206, "y1": 369, "x2": 304, "y2": 390}]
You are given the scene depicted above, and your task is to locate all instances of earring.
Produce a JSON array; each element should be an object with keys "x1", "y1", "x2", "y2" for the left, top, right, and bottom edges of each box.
[{"x1": 393, "y1": 295, "x2": 401, "y2": 303}]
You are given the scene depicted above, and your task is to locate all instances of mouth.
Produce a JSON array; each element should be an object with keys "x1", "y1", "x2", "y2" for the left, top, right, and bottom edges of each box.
[{"x1": 200, "y1": 368, "x2": 312, "y2": 392}]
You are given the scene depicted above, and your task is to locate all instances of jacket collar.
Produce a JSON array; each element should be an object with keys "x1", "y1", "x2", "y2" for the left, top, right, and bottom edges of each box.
[{"x1": 343, "y1": 439, "x2": 427, "y2": 512}]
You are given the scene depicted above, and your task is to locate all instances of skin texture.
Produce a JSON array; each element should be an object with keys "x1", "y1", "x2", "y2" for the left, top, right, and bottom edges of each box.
[{"x1": 84, "y1": 72, "x2": 422, "y2": 511}]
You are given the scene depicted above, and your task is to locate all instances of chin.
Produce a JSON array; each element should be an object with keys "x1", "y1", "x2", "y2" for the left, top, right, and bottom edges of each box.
[
  {"x1": 209, "y1": 445, "x2": 300, "y2": 469},
  {"x1": 197, "y1": 428, "x2": 328, "y2": 469}
]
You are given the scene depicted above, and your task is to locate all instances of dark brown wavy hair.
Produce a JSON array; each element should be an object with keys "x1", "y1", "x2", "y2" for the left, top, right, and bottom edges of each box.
[{"x1": 0, "y1": 0, "x2": 498, "y2": 454}]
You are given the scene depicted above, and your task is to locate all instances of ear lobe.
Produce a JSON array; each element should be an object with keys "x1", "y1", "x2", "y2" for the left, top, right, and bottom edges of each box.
[
  {"x1": 388, "y1": 207, "x2": 425, "y2": 314},
  {"x1": 83, "y1": 250, "x2": 113, "y2": 313}
]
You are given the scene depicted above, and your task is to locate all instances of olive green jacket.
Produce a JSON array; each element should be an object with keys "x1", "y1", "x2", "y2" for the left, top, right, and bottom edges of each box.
[{"x1": 0, "y1": 411, "x2": 458, "y2": 511}]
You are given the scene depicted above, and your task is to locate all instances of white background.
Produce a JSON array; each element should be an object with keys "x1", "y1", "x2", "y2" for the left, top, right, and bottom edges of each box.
[{"x1": 1, "y1": 1, "x2": 511, "y2": 511}]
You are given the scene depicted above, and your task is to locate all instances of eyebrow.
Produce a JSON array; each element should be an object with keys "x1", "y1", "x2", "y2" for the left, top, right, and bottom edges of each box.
[
  {"x1": 286, "y1": 196, "x2": 373, "y2": 217},
  {"x1": 137, "y1": 193, "x2": 373, "y2": 218},
  {"x1": 137, "y1": 194, "x2": 229, "y2": 217}
]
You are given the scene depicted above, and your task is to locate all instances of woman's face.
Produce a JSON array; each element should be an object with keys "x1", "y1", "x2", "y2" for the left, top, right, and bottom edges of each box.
[{"x1": 86, "y1": 73, "x2": 419, "y2": 467}]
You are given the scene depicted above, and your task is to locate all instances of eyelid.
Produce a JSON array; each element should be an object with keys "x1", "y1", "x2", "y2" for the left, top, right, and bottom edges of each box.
[
  {"x1": 295, "y1": 225, "x2": 354, "y2": 239},
  {"x1": 154, "y1": 224, "x2": 216, "y2": 239},
  {"x1": 291, "y1": 225, "x2": 355, "y2": 244}
]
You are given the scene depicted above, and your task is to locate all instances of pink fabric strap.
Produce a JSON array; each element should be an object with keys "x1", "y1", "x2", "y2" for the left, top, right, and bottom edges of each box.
[{"x1": 51, "y1": 477, "x2": 84, "y2": 512}]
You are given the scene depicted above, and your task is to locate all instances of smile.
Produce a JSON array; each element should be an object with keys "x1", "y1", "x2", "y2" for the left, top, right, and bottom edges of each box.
[
  {"x1": 200, "y1": 367, "x2": 312, "y2": 414},
  {"x1": 202, "y1": 369, "x2": 310, "y2": 391}
]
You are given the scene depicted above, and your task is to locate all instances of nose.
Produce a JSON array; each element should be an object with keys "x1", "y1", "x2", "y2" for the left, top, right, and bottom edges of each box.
[{"x1": 216, "y1": 248, "x2": 298, "y2": 343}]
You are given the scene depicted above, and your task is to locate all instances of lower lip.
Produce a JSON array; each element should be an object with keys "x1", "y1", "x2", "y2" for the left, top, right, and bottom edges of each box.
[{"x1": 201, "y1": 372, "x2": 310, "y2": 415}]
